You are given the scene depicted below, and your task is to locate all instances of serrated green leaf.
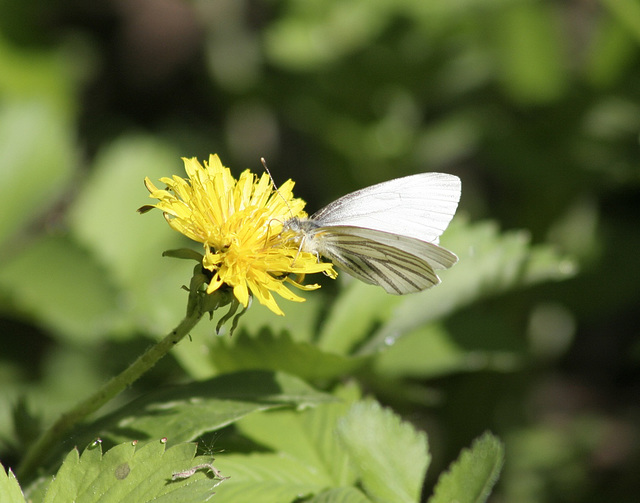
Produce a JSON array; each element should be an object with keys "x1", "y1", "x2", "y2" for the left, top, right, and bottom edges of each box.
[
  {"x1": 372, "y1": 324, "x2": 484, "y2": 380},
  {"x1": 356, "y1": 218, "x2": 576, "y2": 355},
  {"x1": 0, "y1": 462, "x2": 27, "y2": 503},
  {"x1": 209, "y1": 328, "x2": 368, "y2": 380},
  {"x1": 76, "y1": 371, "x2": 335, "y2": 449},
  {"x1": 42, "y1": 440, "x2": 226, "y2": 503},
  {"x1": 211, "y1": 385, "x2": 361, "y2": 501},
  {"x1": 336, "y1": 400, "x2": 429, "y2": 503},
  {"x1": 235, "y1": 384, "x2": 360, "y2": 483},
  {"x1": 211, "y1": 458, "x2": 373, "y2": 503},
  {"x1": 428, "y1": 432, "x2": 504, "y2": 503},
  {"x1": 316, "y1": 279, "x2": 398, "y2": 355},
  {"x1": 208, "y1": 453, "x2": 333, "y2": 503},
  {"x1": 373, "y1": 322, "x2": 521, "y2": 380}
]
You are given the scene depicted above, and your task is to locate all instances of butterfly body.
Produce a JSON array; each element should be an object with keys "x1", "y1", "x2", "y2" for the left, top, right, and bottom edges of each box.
[{"x1": 283, "y1": 173, "x2": 461, "y2": 294}]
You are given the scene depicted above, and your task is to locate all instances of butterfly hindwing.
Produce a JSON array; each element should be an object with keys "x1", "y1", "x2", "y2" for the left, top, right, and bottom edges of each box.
[{"x1": 315, "y1": 228, "x2": 443, "y2": 294}]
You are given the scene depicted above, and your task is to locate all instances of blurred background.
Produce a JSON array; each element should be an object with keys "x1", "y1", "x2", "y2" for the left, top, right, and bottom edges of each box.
[{"x1": 0, "y1": 0, "x2": 639, "y2": 501}]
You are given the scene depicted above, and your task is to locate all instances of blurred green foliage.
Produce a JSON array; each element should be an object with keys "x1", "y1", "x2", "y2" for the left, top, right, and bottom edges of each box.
[{"x1": 1, "y1": 0, "x2": 639, "y2": 501}]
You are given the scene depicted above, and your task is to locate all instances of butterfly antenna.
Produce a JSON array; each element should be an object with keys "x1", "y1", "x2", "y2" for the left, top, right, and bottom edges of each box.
[{"x1": 261, "y1": 157, "x2": 294, "y2": 218}]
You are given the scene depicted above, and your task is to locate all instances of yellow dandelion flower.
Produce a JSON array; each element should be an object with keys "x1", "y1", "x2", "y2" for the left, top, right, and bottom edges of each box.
[{"x1": 140, "y1": 154, "x2": 335, "y2": 316}]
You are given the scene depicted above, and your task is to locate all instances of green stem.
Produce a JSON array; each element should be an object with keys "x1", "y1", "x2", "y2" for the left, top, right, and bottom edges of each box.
[{"x1": 16, "y1": 306, "x2": 205, "y2": 481}]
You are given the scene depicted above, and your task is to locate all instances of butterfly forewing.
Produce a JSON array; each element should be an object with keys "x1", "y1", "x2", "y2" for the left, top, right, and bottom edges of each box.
[{"x1": 311, "y1": 173, "x2": 461, "y2": 244}]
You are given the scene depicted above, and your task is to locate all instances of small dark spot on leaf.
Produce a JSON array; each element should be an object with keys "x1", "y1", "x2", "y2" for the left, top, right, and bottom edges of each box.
[{"x1": 115, "y1": 462, "x2": 130, "y2": 480}]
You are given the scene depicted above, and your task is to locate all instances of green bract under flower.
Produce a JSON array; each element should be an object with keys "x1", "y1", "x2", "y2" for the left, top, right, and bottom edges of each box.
[{"x1": 140, "y1": 154, "x2": 336, "y2": 315}]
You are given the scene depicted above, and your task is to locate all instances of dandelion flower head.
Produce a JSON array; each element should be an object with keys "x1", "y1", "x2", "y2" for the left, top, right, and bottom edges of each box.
[{"x1": 141, "y1": 154, "x2": 335, "y2": 315}]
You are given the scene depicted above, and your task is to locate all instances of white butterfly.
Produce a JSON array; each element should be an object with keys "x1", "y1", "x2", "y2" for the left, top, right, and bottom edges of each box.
[{"x1": 283, "y1": 172, "x2": 461, "y2": 294}]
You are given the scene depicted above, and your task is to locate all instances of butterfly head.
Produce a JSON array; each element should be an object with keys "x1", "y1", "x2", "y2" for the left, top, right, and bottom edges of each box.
[{"x1": 282, "y1": 217, "x2": 324, "y2": 257}]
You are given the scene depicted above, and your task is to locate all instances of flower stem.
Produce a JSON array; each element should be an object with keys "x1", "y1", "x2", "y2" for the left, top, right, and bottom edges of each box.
[{"x1": 16, "y1": 306, "x2": 205, "y2": 481}]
